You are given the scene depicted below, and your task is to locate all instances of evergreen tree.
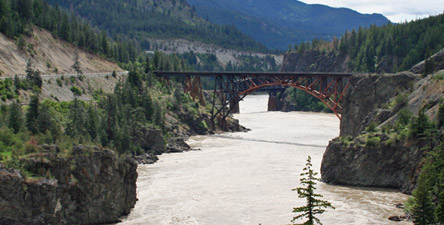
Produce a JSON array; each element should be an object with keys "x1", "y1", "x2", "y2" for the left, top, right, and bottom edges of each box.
[
  {"x1": 438, "y1": 103, "x2": 444, "y2": 129},
  {"x1": 26, "y1": 94, "x2": 39, "y2": 134},
  {"x1": 37, "y1": 103, "x2": 59, "y2": 136},
  {"x1": 291, "y1": 156, "x2": 334, "y2": 225},
  {"x1": 66, "y1": 98, "x2": 86, "y2": 138},
  {"x1": 8, "y1": 101, "x2": 23, "y2": 133},
  {"x1": 17, "y1": 0, "x2": 33, "y2": 21},
  {"x1": 86, "y1": 105, "x2": 99, "y2": 141},
  {"x1": 25, "y1": 59, "x2": 42, "y2": 89},
  {"x1": 411, "y1": 108, "x2": 432, "y2": 138},
  {"x1": 411, "y1": 178, "x2": 436, "y2": 225},
  {"x1": 72, "y1": 50, "x2": 82, "y2": 75}
]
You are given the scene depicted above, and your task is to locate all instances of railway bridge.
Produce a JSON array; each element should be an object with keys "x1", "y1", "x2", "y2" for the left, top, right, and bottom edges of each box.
[{"x1": 155, "y1": 71, "x2": 352, "y2": 123}]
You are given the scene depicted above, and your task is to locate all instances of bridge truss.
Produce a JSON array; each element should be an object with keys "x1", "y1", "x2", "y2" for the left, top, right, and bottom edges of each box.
[{"x1": 155, "y1": 71, "x2": 352, "y2": 123}]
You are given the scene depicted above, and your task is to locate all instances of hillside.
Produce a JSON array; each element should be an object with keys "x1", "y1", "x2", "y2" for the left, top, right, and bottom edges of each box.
[
  {"x1": 0, "y1": 27, "x2": 122, "y2": 77},
  {"x1": 186, "y1": 0, "x2": 389, "y2": 50},
  {"x1": 283, "y1": 13, "x2": 444, "y2": 73},
  {"x1": 46, "y1": 0, "x2": 269, "y2": 53}
]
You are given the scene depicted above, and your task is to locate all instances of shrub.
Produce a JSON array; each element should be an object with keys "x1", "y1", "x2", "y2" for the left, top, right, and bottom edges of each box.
[
  {"x1": 366, "y1": 122, "x2": 378, "y2": 133},
  {"x1": 56, "y1": 78, "x2": 63, "y2": 87},
  {"x1": 433, "y1": 71, "x2": 444, "y2": 80},
  {"x1": 366, "y1": 136, "x2": 381, "y2": 147}
]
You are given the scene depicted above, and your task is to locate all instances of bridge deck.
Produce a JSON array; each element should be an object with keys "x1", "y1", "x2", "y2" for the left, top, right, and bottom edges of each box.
[{"x1": 155, "y1": 71, "x2": 353, "y2": 77}]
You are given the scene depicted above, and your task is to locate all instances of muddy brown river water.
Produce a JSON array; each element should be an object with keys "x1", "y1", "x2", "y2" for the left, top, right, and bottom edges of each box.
[{"x1": 119, "y1": 95, "x2": 410, "y2": 225}]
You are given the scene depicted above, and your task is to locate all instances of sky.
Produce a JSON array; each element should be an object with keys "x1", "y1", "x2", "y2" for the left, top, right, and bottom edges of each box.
[{"x1": 299, "y1": 0, "x2": 444, "y2": 23}]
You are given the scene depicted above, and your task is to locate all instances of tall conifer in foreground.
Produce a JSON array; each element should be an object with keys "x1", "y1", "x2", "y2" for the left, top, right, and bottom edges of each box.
[{"x1": 291, "y1": 156, "x2": 334, "y2": 225}]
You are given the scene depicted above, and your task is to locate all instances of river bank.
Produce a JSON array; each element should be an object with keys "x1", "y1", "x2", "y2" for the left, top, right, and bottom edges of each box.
[{"x1": 119, "y1": 95, "x2": 409, "y2": 225}]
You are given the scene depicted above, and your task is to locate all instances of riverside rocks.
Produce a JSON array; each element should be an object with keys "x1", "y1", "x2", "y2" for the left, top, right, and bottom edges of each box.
[
  {"x1": 339, "y1": 72, "x2": 419, "y2": 137},
  {"x1": 321, "y1": 137, "x2": 425, "y2": 193},
  {"x1": 0, "y1": 145, "x2": 137, "y2": 225},
  {"x1": 320, "y1": 72, "x2": 438, "y2": 194}
]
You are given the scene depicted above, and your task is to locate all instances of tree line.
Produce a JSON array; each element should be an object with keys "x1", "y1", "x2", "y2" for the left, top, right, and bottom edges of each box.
[
  {"x1": 0, "y1": 0, "x2": 139, "y2": 63},
  {"x1": 44, "y1": 0, "x2": 270, "y2": 53},
  {"x1": 292, "y1": 14, "x2": 444, "y2": 73},
  {"x1": 0, "y1": 51, "x2": 197, "y2": 163}
]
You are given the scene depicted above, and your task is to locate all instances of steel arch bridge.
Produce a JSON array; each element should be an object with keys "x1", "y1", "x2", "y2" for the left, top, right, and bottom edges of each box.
[{"x1": 155, "y1": 71, "x2": 352, "y2": 123}]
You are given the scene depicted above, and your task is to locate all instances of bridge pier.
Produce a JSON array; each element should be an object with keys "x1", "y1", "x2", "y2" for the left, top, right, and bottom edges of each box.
[
  {"x1": 267, "y1": 90, "x2": 279, "y2": 111},
  {"x1": 267, "y1": 96, "x2": 278, "y2": 111},
  {"x1": 231, "y1": 101, "x2": 240, "y2": 114}
]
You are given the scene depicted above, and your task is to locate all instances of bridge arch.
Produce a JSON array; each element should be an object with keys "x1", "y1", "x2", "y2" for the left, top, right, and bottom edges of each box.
[
  {"x1": 235, "y1": 78, "x2": 349, "y2": 120},
  {"x1": 155, "y1": 71, "x2": 351, "y2": 123}
]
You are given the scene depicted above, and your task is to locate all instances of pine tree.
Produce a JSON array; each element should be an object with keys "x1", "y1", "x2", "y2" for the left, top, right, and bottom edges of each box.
[
  {"x1": 86, "y1": 105, "x2": 99, "y2": 140},
  {"x1": 72, "y1": 50, "x2": 82, "y2": 75},
  {"x1": 438, "y1": 103, "x2": 444, "y2": 129},
  {"x1": 17, "y1": 0, "x2": 33, "y2": 21},
  {"x1": 26, "y1": 94, "x2": 39, "y2": 134},
  {"x1": 412, "y1": 178, "x2": 436, "y2": 225},
  {"x1": 291, "y1": 156, "x2": 334, "y2": 225},
  {"x1": 66, "y1": 98, "x2": 86, "y2": 138},
  {"x1": 8, "y1": 101, "x2": 23, "y2": 133}
]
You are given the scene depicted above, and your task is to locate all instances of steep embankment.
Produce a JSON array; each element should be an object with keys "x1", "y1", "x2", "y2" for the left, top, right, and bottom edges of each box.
[
  {"x1": 0, "y1": 27, "x2": 122, "y2": 77},
  {"x1": 0, "y1": 145, "x2": 137, "y2": 224},
  {"x1": 321, "y1": 71, "x2": 444, "y2": 193}
]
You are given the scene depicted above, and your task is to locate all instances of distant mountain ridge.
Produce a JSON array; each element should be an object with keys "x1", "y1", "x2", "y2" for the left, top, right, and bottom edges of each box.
[
  {"x1": 46, "y1": 0, "x2": 269, "y2": 53},
  {"x1": 186, "y1": 0, "x2": 390, "y2": 50}
]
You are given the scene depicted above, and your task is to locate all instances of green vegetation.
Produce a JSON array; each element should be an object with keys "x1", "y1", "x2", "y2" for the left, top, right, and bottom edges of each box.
[
  {"x1": 279, "y1": 88, "x2": 331, "y2": 112},
  {"x1": 366, "y1": 136, "x2": 381, "y2": 147},
  {"x1": 0, "y1": 0, "x2": 138, "y2": 63},
  {"x1": 293, "y1": 14, "x2": 444, "y2": 73},
  {"x1": 433, "y1": 71, "x2": 444, "y2": 80},
  {"x1": 439, "y1": 102, "x2": 444, "y2": 129},
  {"x1": 291, "y1": 156, "x2": 334, "y2": 225},
  {"x1": 405, "y1": 140, "x2": 444, "y2": 224},
  {"x1": 44, "y1": 0, "x2": 269, "y2": 53},
  {"x1": 0, "y1": 52, "x2": 207, "y2": 170}
]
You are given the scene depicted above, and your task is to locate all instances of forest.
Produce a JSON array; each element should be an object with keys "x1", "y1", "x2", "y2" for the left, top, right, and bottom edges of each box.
[
  {"x1": 44, "y1": 0, "x2": 270, "y2": 53},
  {"x1": 0, "y1": 0, "x2": 140, "y2": 63},
  {"x1": 0, "y1": 51, "x2": 205, "y2": 170},
  {"x1": 292, "y1": 14, "x2": 444, "y2": 73}
]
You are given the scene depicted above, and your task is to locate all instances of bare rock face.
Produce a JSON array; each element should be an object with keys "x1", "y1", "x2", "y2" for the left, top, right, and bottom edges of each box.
[
  {"x1": 321, "y1": 137, "x2": 425, "y2": 193},
  {"x1": 320, "y1": 72, "x2": 444, "y2": 194},
  {"x1": 340, "y1": 72, "x2": 419, "y2": 137},
  {"x1": 0, "y1": 145, "x2": 137, "y2": 225}
]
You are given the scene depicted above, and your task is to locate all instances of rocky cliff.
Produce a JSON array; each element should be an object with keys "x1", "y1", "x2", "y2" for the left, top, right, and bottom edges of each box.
[
  {"x1": 321, "y1": 72, "x2": 444, "y2": 193},
  {"x1": 339, "y1": 72, "x2": 419, "y2": 137},
  {"x1": 0, "y1": 145, "x2": 137, "y2": 225}
]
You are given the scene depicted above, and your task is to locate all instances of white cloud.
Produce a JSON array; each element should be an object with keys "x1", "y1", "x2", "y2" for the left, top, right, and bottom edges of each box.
[{"x1": 299, "y1": 0, "x2": 444, "y2": 22}]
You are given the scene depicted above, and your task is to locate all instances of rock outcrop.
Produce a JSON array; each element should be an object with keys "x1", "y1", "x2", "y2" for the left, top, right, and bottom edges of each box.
[
  {"x1": 321, "y1": 72, "x2": 443, "y2": 193},
  {"x1": 0, "y1": 145, "x2": 137, "y2": 225},
  {"x1": 321, "y1": 137, "x2": 425, "y2": 193},
  {"x1": 340, "y1": 72, "x2": 419, "y2": 137}
]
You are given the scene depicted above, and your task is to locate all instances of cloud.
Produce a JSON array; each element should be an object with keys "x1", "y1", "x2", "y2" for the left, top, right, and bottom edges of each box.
[{"x1": 299, "y1": 0, "x2": 444, "y2": 22}]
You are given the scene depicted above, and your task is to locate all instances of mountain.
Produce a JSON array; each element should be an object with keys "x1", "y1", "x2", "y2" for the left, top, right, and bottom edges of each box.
[
  {"x1": 45, "y1": 0, "x2": 270, "y2": 53},
  {"x1": 186, "y1": 0, "x2": 390, "y2": 50}
]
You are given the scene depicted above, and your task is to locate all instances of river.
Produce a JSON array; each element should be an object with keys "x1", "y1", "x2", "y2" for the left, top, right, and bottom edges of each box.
[{"x1": 119, "y1": 95, "x2": 410, "y2": 225}]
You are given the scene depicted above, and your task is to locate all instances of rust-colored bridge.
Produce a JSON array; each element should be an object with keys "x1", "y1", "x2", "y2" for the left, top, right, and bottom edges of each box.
[{"x1": 155, "y1": 71, "x2": 352, "y2": 122}]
